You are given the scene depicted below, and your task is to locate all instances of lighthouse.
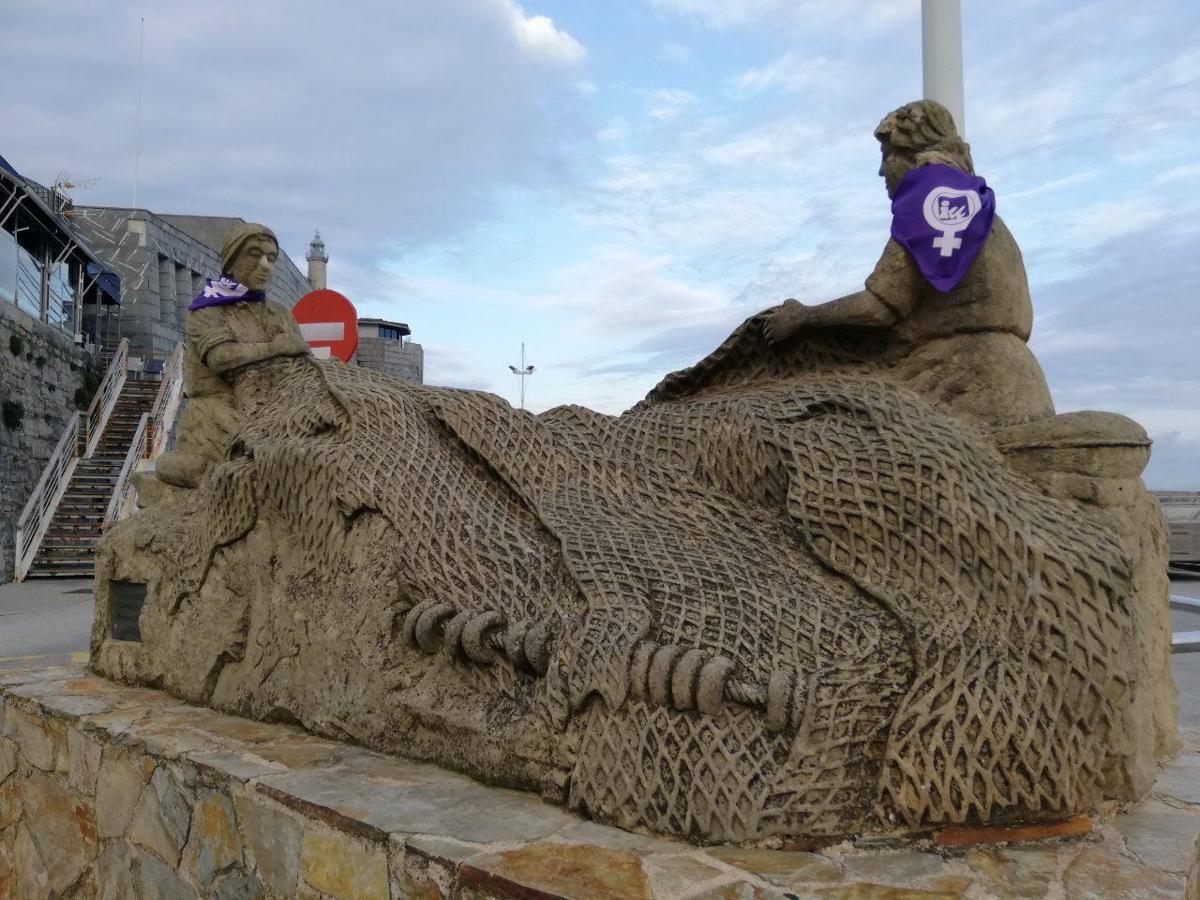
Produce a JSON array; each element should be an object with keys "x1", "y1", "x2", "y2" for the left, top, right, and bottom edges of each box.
[{"x1": 306, "y1": 229, "x2": 328, "y2": 291}]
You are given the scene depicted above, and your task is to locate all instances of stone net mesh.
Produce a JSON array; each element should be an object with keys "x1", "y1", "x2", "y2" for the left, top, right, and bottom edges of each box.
[{"x1": 166, "y1": 353, "x2": 1131, "y2": 840}]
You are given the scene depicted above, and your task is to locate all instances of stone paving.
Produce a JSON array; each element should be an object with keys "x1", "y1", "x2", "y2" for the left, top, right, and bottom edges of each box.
[{"x1": 1, "y1": 663, "x2": 1199, "y2": 898}]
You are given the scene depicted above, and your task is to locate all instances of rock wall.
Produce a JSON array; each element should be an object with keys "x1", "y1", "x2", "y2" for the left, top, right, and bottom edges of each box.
[
  {"x1": 0, "y1": 303, "x2": 89, "y2": 583},
  {"x1": 1, "y1": 664, "x2": 1194, "y2": 899}
]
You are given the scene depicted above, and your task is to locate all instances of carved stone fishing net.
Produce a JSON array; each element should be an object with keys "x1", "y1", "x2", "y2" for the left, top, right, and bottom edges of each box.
[{"x1": 133, "y1": 351, "x2": 1133, "y2": 841}]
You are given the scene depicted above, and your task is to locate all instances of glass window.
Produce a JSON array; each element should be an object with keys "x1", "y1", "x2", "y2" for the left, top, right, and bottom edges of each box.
[
  {"x1": 0, "y1": 228, "x2": 16, "y2": 306},
  {"x1": 48, "y1": 260, "x2": 75, "y2": 331},
  {"x1": 15, "y1": 244, "x2": 41, "y2": 319}
]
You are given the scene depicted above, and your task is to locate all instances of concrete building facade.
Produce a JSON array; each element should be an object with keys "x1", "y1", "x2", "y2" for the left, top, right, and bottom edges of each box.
[
  {"x1": 356, "y1": 318, "x2": 424, "y2": 384},
  {"x1": 0, "y1": 153, "x2": 118, "y2": 583},
  {"x1": 69, "y1": 209, "x2": 309, "y2": 364}
]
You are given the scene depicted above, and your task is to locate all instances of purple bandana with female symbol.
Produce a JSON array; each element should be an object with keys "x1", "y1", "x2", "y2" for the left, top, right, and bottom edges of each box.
[
  {"x1": 187, "y1": 277, "x2": 266, "y2": 311},
  {"x1": 890, "y1": 164, "x2": 995, "y2": 292}
]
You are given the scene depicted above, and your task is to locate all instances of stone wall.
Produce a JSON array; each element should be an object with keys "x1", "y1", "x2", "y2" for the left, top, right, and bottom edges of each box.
[
  {"x1": 355, "y1": 338, "x2": 424, "y2": 384},
  {"x1": 0, "y1": 303, "x2": 89, "y2": 583},
  {"x1": 1, "y1": 663, "x2": 1195, "y2": 899}
]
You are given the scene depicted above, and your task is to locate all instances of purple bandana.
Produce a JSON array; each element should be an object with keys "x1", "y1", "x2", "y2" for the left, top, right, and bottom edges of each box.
[
  {"x1": 187, "y1": 277, "x2": 266, "y2": 311},
  {"x1": 890, "y1": 164, "x2": 995, "y2": 292}
]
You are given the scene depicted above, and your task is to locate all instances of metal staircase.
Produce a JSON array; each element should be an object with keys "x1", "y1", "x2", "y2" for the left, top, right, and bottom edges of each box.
[
  {"x1": 27, "y1": 380, "x2": 159, "y2": 576},
  {"x1": 13, "y1": 340, "x2": 184, "y2": 580}
]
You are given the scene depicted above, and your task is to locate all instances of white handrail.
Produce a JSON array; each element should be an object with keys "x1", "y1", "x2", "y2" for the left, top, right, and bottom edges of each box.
[
  {"x1": 13, "y1": 413, "x2": 80, "y2": 581},
  {"x1": 103, "y1": 413, "x2": 150, "y2": 528},
  {"x1": 146, "y1": 342, "x2": 184, "y2": 459},
  {"x1": 85, "y1": 338, "x2": 128, "y2": 458}
]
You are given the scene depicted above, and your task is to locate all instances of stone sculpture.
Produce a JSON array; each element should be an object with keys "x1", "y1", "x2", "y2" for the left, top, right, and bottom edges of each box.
[
  {"x1": 91, "y1": 101, "x2": 1177, "y2": 845},
  {"x1": 151, "y1": 223, "x2": 309, "y2": 494}
]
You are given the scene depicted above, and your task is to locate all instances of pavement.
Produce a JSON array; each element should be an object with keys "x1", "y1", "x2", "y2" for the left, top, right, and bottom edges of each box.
[{"x1": 0, "y1": 576, "x2": 93, "y2": 670}]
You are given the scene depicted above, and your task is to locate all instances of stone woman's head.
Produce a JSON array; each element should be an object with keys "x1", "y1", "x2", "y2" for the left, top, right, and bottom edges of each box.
[
  {"x1": 874, "y1": 100, "x2": 974, "y2": 198},
  {"x1": 221, "y1": 223, "x2": 279, "y2": 293}
]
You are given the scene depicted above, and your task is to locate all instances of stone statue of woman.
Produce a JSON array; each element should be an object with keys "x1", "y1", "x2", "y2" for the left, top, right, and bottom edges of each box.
[{"x1": 153, "y1": 223, "x2": 309, "y2": 491}]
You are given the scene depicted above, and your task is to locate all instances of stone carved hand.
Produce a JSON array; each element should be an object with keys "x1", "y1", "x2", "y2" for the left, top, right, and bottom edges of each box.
[
  {"x1": 762, "y1": 299, "x2": 808, "y2": 345},
  {"x1": 274, "y1": 333, "x2": 311, "y2": 357}
]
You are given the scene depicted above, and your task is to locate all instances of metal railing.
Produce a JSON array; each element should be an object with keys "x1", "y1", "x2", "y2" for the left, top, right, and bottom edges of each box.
[
  {"x1": 13, "y1": 414, "x2": 80, "y2": 581},
  {"x1": 85, "y1": 338, "x2": 128, "y2": 458},
  {"x1": 104, "y1": 413, "x2": 149, "y2": 528},
  {"x1": 1171, "y1": 595, "x2": 1200, "y2": 654},
  {"x1": 12, "y1": 340, "x2": 131, "y2": 580},
  {"x1": 146, "y1": 342, "x2": 184, "y2": 460}
]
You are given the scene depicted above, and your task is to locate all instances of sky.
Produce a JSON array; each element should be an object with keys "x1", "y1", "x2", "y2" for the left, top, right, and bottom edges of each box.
[{"x1": 2, "y1": 0, "x2": 1198, "y2": 487}]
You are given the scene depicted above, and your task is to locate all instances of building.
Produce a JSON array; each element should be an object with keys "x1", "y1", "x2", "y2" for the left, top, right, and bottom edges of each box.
[
  {"x1": 67, "y1": 208, "x2": 309, "y2": 364},
  {"x1": 0, "y1": 152, "x2": 118, "y2": 582},
  {"x1": 356, "y1": 318, "x2": 424, "y2": 384},
  {"x1": 301, "y1": 231, "x2": 425, "y2": 385},
  {"x1": 0, "y1": 156, "x2": 121, "y2": 343},
  {"x1": 1154, "y1": 491, "x2": 1200, "y2": 566}
]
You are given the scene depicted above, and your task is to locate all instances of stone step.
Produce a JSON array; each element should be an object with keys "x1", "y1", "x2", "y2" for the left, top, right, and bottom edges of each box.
[
  {"x1": 44, "y1": 521, "x2": 101, "y2": 531},
  {"x1": 41, "y1": 539, "x2": 99, "y2": 550},
  {"x1": 26, "y1": 563, "x2": 95, "y2": 577},
  {"x1": 34, "y1": 552, "x2": 98, "y2": 565}
]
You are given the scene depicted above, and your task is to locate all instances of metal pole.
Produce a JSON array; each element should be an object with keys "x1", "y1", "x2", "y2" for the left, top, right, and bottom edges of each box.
[
  {"x1": 508, "y1": 342, "x2": 535, "y2": 411},
  {"x1": 133, "y1": 17, "x2": 145, "y2": 208},
  {"x1": 921, "y1": 0, "x2": 965, "y2": 136}
]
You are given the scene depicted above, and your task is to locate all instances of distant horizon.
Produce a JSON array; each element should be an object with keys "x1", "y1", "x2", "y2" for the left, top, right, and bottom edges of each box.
[{"x1": 2, "y1": 0, "x2": 1196, "y2": 487}]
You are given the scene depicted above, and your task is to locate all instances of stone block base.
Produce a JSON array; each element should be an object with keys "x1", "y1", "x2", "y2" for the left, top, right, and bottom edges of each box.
[{"x1": 2, "y1": 665, "x2": 1197, "y2": 899}]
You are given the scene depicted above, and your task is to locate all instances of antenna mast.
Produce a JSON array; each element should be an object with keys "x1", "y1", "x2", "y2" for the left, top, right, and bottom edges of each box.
[{"x1": 133, "y1": 16, "x2": 145, "y2": 207}]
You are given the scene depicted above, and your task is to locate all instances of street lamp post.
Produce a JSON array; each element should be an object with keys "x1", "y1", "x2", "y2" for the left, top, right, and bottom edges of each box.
[
  {"x1": 508, "y1": 342, "x2": 535, "y2": 411},
  {"x1": 921, "y1": 0, "x2": 965, "y2": 135}
]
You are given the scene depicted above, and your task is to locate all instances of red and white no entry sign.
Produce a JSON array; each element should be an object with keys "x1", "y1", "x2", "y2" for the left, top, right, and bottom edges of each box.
[{"x1": 292, "y1": 289, "x2": 359, "y2": 362}]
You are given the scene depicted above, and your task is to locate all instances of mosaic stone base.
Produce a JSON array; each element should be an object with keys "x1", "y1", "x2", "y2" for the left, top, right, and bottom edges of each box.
[{"x1": 1, "y1": 664, "x2": 1197, "y2": 899}]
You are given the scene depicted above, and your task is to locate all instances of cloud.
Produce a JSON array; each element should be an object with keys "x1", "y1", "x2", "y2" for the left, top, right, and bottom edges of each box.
[
  {"x1": 508, "y1": 3, "x2": 587, "y2": 64},
  {"x1": 733, "y1": 53, "x2": 842, "y2": 98},
  {"x1": 535, "y1": 248, "x2": 729, "y2": 335},
  {"x1": 422, "y1": 347, "x2": 494, "y2": 392},
  {"x1": 1154, "y1": 163, "x2": 1200, "y2": 185},
  {"x1": 1067, "y1": 200, "x2": 1168, "y2": 245},
  {"x1": 660, "y1": 43, "x2": 693, "y2": 64},
  {"x1": 643, "y1": 0, "x2": 918, "y2": 30},
  {"x1": 0, "y1": 0, "x2": 588, "y2": 307},
  {"x1": 644, "y1": 88, "x2": 700, "y2": 121}
]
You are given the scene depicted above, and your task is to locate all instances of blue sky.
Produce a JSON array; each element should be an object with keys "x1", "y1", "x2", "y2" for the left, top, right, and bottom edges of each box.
[{"x1": 2, "y1": 0, "x2": 1198, "y2": 485}]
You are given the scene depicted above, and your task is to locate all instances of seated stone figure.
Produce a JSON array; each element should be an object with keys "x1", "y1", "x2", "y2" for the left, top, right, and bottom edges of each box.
[
  {"x1": 152, "y1": 223, "x2": 309, "y2": 492},
  {"x1": 93, "y1": 103, "x2": 1175, "y2": 846},
  {"x1": 651, "y1": 101, "x2": 1053, "y2": 430}
]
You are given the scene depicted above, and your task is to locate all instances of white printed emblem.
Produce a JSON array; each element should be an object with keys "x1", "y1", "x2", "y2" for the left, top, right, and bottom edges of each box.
[{"x1": 922, "y1": 186, "x2": 982, "y2": 257}]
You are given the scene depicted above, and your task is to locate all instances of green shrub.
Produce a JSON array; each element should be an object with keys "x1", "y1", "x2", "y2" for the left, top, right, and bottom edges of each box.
[{"x1": 8, "y1": 334, "x2": 21, "y2": 356}]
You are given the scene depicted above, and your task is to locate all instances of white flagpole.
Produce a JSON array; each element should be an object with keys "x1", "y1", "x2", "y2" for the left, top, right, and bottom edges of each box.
[{"x1": 921, "y1": 0, "x2": 965, "y2": 136}]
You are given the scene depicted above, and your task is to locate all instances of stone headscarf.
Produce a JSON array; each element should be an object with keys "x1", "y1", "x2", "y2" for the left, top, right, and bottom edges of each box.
[
  {"x1": 220, "y1": 223, "x2": 278, "y2": 275},
  {"x1": 875, "y1": 100, "x2": 974, "y2": 174}
]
